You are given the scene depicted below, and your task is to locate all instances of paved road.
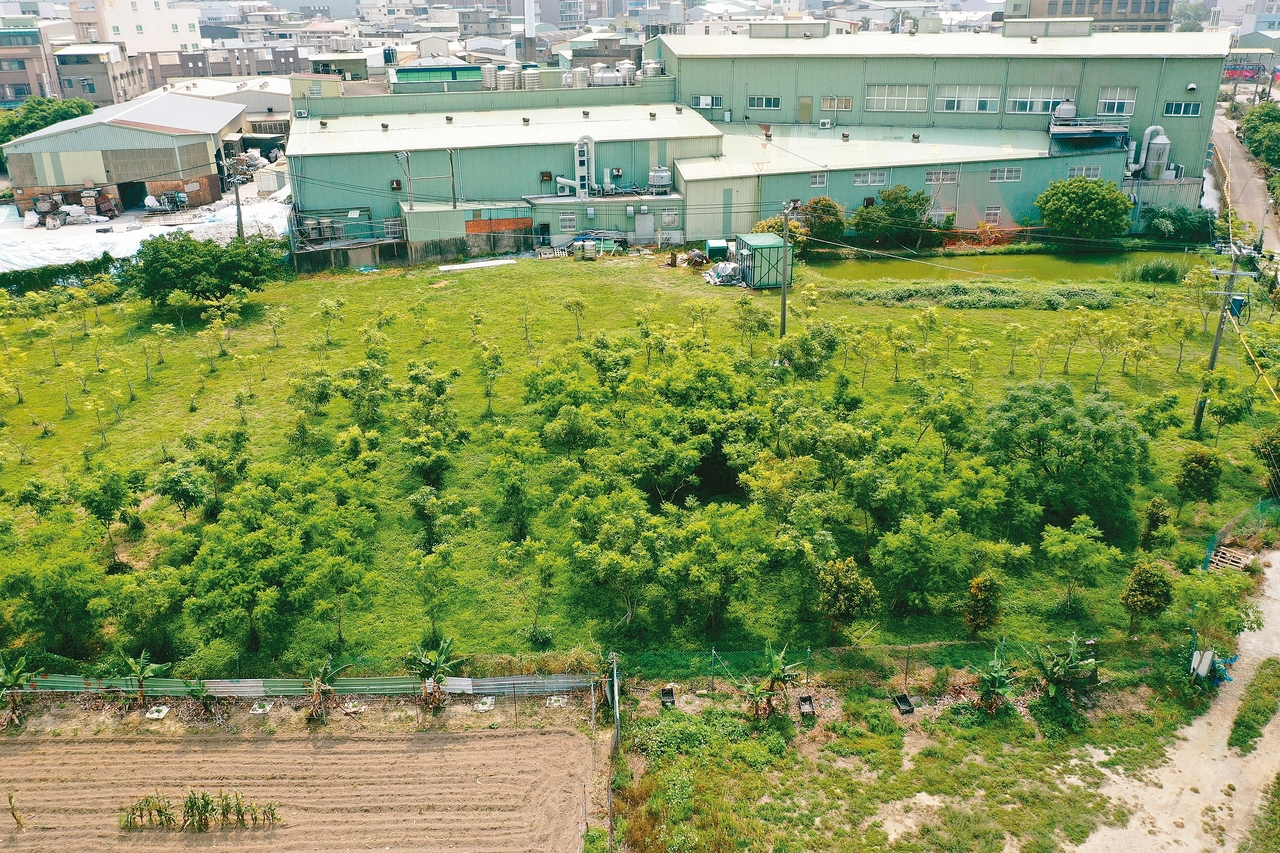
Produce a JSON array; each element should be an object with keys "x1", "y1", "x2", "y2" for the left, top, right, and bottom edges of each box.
[{"x1": 1213, "y1": 114, "x2": 1280, "y2": 253}]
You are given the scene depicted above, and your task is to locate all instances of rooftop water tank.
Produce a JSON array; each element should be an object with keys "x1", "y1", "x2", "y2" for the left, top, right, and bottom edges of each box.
[
  {"x1": 521, "y1": 68, "x2": 541, "y2": 90},
  {"x1": 496, "y1": 69, "x2": 516, "y2": 90},
  {"x1": 642, "y1": 59, "x2": 662, "y2": 77},
  {"x1": 617, "y1": 59, "x2": 636, "y2": 84},
  {"x1": 593, "y1": 68, "x2": 623, "y2": 86},
  {"x1": 561, "y1": 69, "x2": 576, "y2": 88},
  {"x1": 648, "y1": 165, "x2": 672, "y2": 195},
  {"x1": 1053, "y1": 99, "x2": 1077, "y2": 121},
  {"x1": 481, "y1": 63, "x2": 498, "y2": 89},
  {"x1": 590, "y1": 62, "x2": 607, "y2": 75},
  {"x1": 572, "y1": 66, "x2": 589, "y2": 88}
]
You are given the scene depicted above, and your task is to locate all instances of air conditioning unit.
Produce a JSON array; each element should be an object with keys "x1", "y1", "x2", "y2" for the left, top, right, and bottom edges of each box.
[
  {"x1": 295, "y1": 109, "x2": 308, "y2": 118},
  {"x1": 819, "y1": 119, "x2": 833, "y2": 129}
]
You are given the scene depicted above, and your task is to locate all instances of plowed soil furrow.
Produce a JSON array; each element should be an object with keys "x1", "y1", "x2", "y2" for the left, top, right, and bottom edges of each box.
[{"x1": 0, "y1": 729, "x2": 591, "y2": 852}]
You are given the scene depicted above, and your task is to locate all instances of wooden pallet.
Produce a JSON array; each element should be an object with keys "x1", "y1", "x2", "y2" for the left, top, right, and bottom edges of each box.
[{"x1": 1209, "y1": 546, "x2": 1253, "y2": 571}]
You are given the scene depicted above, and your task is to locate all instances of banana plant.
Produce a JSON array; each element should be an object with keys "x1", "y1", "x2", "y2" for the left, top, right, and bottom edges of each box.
[
  {"x1": 0, "y1": 651, "x2": 43, "y2": 725},
  {"x1": 123, "y1": 650, "x2": 170, "y2": 708},
  {"x1": 405, "y1": 636, "x2": 462, "y2": 708},
  {"x1": 304, "y1": 655, "x2": 352, "y2": 722}
]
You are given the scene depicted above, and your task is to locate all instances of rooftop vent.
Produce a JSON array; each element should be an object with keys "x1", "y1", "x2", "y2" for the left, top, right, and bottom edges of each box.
[
  {"x1": 381, "y1": 122, "x2": 389, "y2": 130},
  {"x1": 841, "y1": 132, "x2": 849, "y2": 141},
  {"x1": 583, "y1": 110, "x2": 589, "y2": 118},
  {"x1": 675, "y1": 105, "x2": 682, "y2": 113},
  {"x1": 446, "y1": 115, "x2": 453, "y2": 122},
  {"x1": 1030, "y1": 35, "x2": 1038, "y2": 42},
  {"x1": 523, "y1": 117, "x2": 529, "y2": 125},
  {"x1": 650, "y1": 111, "x2": 657, "y2": 120},
  {"x1": 912, "y1": 133, "x2": 920, "y2": 143},
  {"x1": 764, "y1": 131, "x2": 772, "y2": 140},
  {"x1": 319, "y1": 119, "x2": 328, "y2": 127}
]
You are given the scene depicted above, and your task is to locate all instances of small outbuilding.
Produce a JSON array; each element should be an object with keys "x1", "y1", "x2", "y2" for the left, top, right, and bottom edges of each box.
[
  {"x1": 734, "y1": 231, "x2": 791, "y2": 290},
  {"x1": 2, "y1": 92, "x2": 245, "y2": 213}
]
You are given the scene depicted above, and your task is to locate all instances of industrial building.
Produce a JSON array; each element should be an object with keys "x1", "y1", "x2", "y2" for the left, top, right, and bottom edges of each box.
[
  {"x1": 2, "y1": 91, "x2": 244, "y2": 213},
  {"x1": 277, "y1": 27, "x2": 1227, "y2": 267}
]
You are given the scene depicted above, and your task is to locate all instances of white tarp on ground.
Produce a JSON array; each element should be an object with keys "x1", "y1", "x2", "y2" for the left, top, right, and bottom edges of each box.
[{"x1": 0, "y1": 199, "x2": 292, "y2": 274}]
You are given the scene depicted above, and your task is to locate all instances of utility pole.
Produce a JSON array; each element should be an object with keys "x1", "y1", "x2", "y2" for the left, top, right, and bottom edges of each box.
[
  {"x1": 232, "y1": 159, "x2": 245, "y2": 241},
  {"x1": 780, "y1": 200, "x2": 798, "y2": 338},
  {"x1": 447, "y1": 147, "x2": 458, "y2": 210},
  {"x1": 1193, "y1": 245, "x2": 1258, "y2": 434}
]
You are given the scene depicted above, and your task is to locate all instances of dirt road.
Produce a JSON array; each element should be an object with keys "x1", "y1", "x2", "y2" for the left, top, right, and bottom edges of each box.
[
  {"x1": 0, "y1": 728, "x2": 591, "y2": 852},
  {"x1": 1077, "y1": 553, "x2": 1280, "y2": 852}
]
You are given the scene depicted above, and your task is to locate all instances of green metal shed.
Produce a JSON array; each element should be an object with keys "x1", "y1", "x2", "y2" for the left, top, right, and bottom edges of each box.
[{"x1": 735, "y1": 232, "x2": 791, "y2": 290}]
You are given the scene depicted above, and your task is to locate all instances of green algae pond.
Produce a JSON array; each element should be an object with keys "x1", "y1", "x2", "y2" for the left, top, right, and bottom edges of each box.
[{"x1": 813, "y1": 250, "x2": 1204, "y2": 282}]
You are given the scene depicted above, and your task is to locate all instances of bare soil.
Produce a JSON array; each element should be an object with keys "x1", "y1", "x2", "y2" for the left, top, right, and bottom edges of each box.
[
  {"x1": 1076, "y1": 552, "x2": 1280, "y2": 852},
  {"x1": 0, "y1": 714, "x2": 595, "y2": 852}
]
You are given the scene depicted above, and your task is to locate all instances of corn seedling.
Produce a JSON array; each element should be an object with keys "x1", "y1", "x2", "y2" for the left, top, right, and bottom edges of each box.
[{"x1": 9, "y1": 792, "x2": 23, "y2": 830}]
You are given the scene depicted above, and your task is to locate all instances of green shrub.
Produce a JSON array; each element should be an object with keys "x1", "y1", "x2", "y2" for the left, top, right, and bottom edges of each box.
[
  {"x1": 1243, "y1": 772, "x2": 1280, "y2": 853},
  {"x1": 1119, "y1": 258, "x2": 1191, "y2": 284},
  {"x1": 1228, "y1": 658, "x2": 1280, "y2": 754},
  {"x1": 832, "y1": 282, "x2": 1113, "y2": 310}
]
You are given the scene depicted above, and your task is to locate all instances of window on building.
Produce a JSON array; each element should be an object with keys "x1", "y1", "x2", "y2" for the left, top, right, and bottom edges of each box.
[
  {"x1": 189, "y1": 22, "x2": 197, "y2": 30},
  {"x1": 928, "y1": 208, "x2": 955, "y2": 225},
  {"x1": 1097, "y1": 86, "x2": 1137, "y2": 115},
  {"x1": 821, "y1": 95, "x2": 853, "y2": 111},
  {"x1": 559, "y1": 211, "x2": 577, "y2": 232},
  {"x1": 661, "y1": 208, "x2": 679, "y2": 228},
  {"x1": 111, "y1": 25, "x2": 119, "y2": 34},
  {"x1": 1047, "y1": 0, "x2": 1058, "y2": 11},
  {"x1": 136, "y1": 24, "x2": 143, "y2": 33},
  {"x1": 865, "y1": 84, "x2": 928, "y2": 112},
  {"x1": 62, "y1": 78, "x2": 72, "y2": 88},
  {"x1": 1165, "y1": 101, "x2": 1201, "y2": 116},
  {"x1": 985, "y1": 206, "x2": 1002, "y2": 225},
  {"x1": 81, "y1": 79, "x2": 95, "y2": 93},
  {"x1": 130, "y1": 1, "x2": 136, "y2": 8},
  {"x1": 1068, "y1": 164, "x2": 1102, "y2": 178},
  {"x1": 810, "y1": 172, "x2": 828, "y2": 188},
  {"x1": 1006, "y1": 85, "x2": 1076, "y2": 113},
  {"x1": 989, "y1": 167, "x2": 1023, "y2": 182},
  {"x1": 935, "y1": 84, "x2": 1001, "y2": 113},
  {"x1": 689, "y1": 94, "x2": 722, "y2": 108},
  {"x1": 925, "y1": 168, "x2": 960, "y2": 184},
  {"x1": 0, "y1": 59, "x2": 26, "y2": 71},
  {"x1": 747, "y1": 95, "x2": 780, "y2": 109},
  {"x1": 171, "y1": 23, "x2": 179, "y2": 31},
  {"x1": 1102, "y1": 0, "x2": 1113, "y2": 11},
  {"x1": 1116, "y1": 0, "x2": 1128, "y2": 10},
  {"x1": 852, "y1": 170, "x2": 888, "y2": 186}
]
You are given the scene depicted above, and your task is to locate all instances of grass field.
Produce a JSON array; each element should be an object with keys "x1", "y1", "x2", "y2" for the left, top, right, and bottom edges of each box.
[
  {"x1": 0, "y1": 252, "x2": 1271, "y2": 666},
  {"x1": 5, "y1": 249, "x2": 1280, "y2": 852}
]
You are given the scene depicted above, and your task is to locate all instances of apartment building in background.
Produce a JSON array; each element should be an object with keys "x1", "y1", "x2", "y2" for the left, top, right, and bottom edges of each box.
[
  {"x1": 68, "y1": 0, "x2": 203, "y2": 54},
  {"x1": 1002, "y1": 0, "x2": 1173, "y2": 31},
  {"x1": 0, "y1": 17, "x2": 74, "y2": 105}
]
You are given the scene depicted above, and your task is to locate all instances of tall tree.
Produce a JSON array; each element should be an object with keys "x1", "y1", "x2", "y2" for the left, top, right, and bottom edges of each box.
[
  {"x1": 1035, "y1": 177, "x2": 1132, "y2": 240},
  {"x1": 0, "y1": 97, "x2": 94, "y2": 168},
  {"x1": 1041, "y1": 515, "x2": 1120, "y2": 612}
]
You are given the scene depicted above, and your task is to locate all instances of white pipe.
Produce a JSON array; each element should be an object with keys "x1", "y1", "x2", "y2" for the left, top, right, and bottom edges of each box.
[
  {"x1": 555, "y1": 176, "x2": 578, "y2": 194},
  {"x1": 1132, "y1": 125, "x2": 1165, "y2": 172}
]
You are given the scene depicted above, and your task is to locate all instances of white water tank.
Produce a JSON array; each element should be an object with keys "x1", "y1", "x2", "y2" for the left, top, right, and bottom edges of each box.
[
  {"x1": 1144, "y1": 131, "x2": 1172, "y2": 180},
  {"x1": 481, "y1": 63, "x2": 498, "y2": 89},
  {"x1": 642, "y1": 59, "x2": 662, "y2": 77},
  {"x1": 572, "y1": 66, "x2": 590, "y2": 88},
  {"x1": 1053, "y1": 99, "x2": 1077, "y2": 121},
  {"x1": 648, "y1": 165, "x2": 672, "y2": 195},
  {"x1": 561, "y1": 70, "x2": 575, "y2": 88},
  {"x1": 496, "y1": 69, "x2": 516, "y2": 90},
  {"x1": 617, "y1": 59, "x2": 636, "y2": 84},
  {"x1": 593, "y1": 68, "x2": 623, "y2": 86},
  {"x1": 590, "y1": 62, "x2": 607, "y2": 75},
  {"x1": 521, "y1": 68, "x2": 541, "y2": 90}
]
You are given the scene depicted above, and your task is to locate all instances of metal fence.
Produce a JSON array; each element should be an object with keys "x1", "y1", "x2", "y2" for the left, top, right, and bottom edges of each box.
[{"x1": 24, "y1": 672, "x2": 597, "y2": 699}]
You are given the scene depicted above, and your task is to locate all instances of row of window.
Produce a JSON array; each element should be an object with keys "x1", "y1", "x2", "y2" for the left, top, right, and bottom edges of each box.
[
  {"x1": 112, "y1": 22, "x2": 197, "y2": 33},
  {"x1": 815, "y1": 164, "x2": 1080, "y2": 189},
  {"x1": 558, "y1": 209, "x2": 679, "y2": 231},
  {"x1": 1047, "y1": 0, "x2": 1169, "y2": 13},
  {"x1": 697, "y1": 85, "x2": 1200, "y2": 117}
]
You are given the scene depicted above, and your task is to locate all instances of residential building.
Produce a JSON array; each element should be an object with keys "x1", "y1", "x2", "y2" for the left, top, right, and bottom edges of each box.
[
  {"x1": 0, "y1": 17, "x2": 74, "y2": 105},
  {"x1": 54, "y1": 42, "x2": 151, "y2": 104},
  {"x1": 1001, "y1": 0, "x2": 1173, "y2": 32},
  {"x1": 67, "y1": 0, "x2": 204, "y2": 54}
]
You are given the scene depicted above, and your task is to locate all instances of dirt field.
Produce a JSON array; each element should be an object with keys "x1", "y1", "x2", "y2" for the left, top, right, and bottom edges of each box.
[
  {"x1": 0, "y1": 727, "x2": 594, "y2": 852},
  {"x1": 1077, "y1": 552, "x2": 1280, "y2": 852}
]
